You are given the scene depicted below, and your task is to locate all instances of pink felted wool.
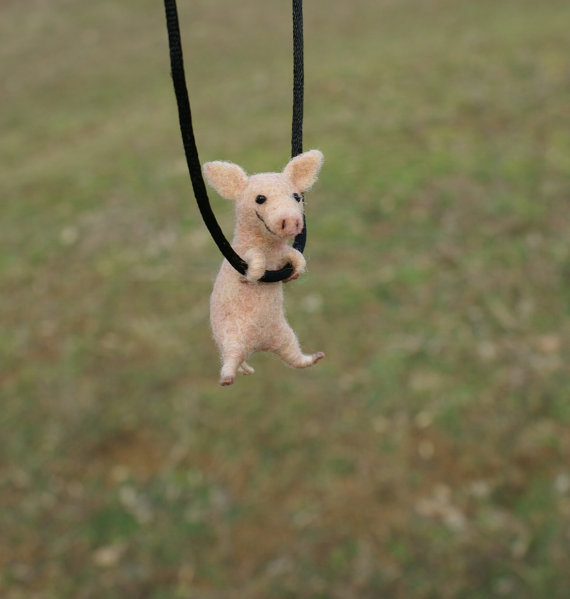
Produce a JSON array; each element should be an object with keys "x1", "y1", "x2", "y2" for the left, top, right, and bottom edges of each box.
[{"x1": 203, "y1": 150, "x2": 325, "y2": 386}]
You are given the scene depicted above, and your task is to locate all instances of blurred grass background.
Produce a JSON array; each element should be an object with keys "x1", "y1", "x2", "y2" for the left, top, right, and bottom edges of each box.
[{"x1": 1, "y1": 0, "x2": 569, "y2": 597}]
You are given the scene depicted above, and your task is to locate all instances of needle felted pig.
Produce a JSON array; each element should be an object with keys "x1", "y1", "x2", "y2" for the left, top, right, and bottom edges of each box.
[{"x1": 203, "y1": 150, "x2": 325, "y2": 386}]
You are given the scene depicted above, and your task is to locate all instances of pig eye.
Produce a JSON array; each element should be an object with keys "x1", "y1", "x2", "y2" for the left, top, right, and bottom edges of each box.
[
  {"x1": 293, "y1": 193, "x2": 302, "y2": 202},
  {"x1": 255, "y1": 195, "x2": 267, "y2": 204}
]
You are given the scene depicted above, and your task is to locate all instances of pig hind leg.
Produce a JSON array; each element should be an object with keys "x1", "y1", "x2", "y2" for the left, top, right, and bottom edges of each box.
[
  {"x1": 237, "y1": 361, "x2": 255, "y2": 375},
  {"x1": 219, "y1": 345, "x2": 249, "y2": 386},
  {"x1": 272, "y1": 325, "x2": 324, "y2": 369}
]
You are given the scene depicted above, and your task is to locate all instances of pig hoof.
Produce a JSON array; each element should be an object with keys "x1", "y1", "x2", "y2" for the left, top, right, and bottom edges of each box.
[
  {"x1": 312, "y1": 352, "x2": 325, "y2": 365},
  {"x1": 284, "y1": 272, "x2": 300, "y2": 284},
  {"x1": 220, "y1": 374, "x2": 235, "y2": 386}
]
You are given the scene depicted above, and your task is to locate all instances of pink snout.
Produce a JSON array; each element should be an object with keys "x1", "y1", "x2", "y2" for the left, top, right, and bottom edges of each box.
[{"x1": 278, "y1": 216, "x2": 302, "y2": 238}]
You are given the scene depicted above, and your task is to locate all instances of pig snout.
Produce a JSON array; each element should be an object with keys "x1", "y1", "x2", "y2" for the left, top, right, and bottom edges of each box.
[
  {"x1": 278, "y1": 215, "x2": 302, "y2": 238},
  {"x1": 279, "y1": 216, "x2": 302, "y2": 237}
]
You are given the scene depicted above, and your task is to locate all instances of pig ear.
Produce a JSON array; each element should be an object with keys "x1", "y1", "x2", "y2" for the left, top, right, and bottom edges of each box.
[
  {"x1": 202, "y1": 161, "x2": 248, "y2": 200},
  {"x1": 283, "y1": 149, "x2": 324, "y2": 192}
]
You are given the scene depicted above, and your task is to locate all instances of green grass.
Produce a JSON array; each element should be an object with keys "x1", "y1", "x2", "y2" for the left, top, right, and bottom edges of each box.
[{"x1": 1, "y1": 0, "x2": 570, "y2": 597}]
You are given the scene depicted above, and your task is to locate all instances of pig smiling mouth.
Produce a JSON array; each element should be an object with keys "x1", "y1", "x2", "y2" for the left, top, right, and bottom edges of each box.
[{"x1": 255, "y1": 211, "x2": 278, "y2": 237}]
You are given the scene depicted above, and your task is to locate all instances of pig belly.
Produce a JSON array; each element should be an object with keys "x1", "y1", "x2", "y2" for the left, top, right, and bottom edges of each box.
[{"x1": 210, "y1": 269, "x2": 285, "y2": 353}]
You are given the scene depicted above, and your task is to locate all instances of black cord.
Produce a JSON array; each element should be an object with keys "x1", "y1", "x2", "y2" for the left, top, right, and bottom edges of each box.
[
  {"x1": 291, "y1": 0, "x2": 307, "y2": 257},
  {"x1": 163, "y1": 0, "x2": 305, "y2": 283},
  {"x1": 291, "y1": 0, "x2": 304, "y2": 159},
  {"x1": 163, "y1": 0, "x2": 248, "y2": 275}
]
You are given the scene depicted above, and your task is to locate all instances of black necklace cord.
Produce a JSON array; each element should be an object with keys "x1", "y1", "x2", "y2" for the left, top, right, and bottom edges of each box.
[
  {"x1": 164, "y1": 0, "x2": 247, "y2": 276},
  {"x1": 163, "y1": 0, "x2": 305, "y2": 283},
  {"x1": 291, "y1": 0, "x2": 306, "y2": 257}
]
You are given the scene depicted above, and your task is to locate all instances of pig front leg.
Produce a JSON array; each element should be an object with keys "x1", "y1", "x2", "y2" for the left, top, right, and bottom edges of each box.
[
  {"x1": 272, "y1": 324, "x2": 324, "y2": 369},
  {"x1": 282, "y1": 247, "x2": 306, "y2": 283},
  {"x1": 242, "y1": 248, "x2": 266, "y2": 283}
]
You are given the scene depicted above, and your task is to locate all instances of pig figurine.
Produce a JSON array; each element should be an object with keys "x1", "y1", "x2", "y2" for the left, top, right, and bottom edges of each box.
[{"x1": 203, "y1": 150, "x2": 325, "y2": 386}]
